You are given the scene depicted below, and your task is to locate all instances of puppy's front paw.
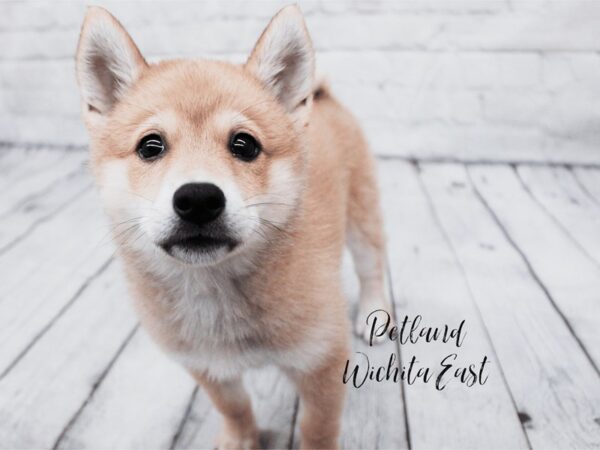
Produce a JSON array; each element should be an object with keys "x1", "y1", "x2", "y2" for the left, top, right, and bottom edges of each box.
[
  {"x1": 215, "y1": 426, "x2": 260, "y2": 450},
  {"x1": 354, "y1": 292, "x2": 395, "y2": 345}
]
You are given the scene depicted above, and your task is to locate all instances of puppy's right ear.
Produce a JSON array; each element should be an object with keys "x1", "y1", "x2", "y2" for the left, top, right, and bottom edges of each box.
[
  {"x1": 246, "y1": 6, "x2": 315, "y2": 118},
  {"x1": 76, "y1": 7, "x2": 147, "y2": 125}
]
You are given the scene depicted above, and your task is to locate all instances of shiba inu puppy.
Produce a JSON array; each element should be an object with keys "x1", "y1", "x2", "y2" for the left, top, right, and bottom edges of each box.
[{"x1": 76, "y1": 5, "x2": 392, "y2": 449}]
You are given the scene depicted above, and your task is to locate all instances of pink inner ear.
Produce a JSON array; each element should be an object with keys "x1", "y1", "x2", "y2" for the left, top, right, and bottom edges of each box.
[{"x1": 91, "y1": 53, "x2": 121, "y2": 110}]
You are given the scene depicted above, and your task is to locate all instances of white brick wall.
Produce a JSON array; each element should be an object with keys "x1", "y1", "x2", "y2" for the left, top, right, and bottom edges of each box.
[{"x1": 2, "y1": 0, "x2": 600, "y2": 163}]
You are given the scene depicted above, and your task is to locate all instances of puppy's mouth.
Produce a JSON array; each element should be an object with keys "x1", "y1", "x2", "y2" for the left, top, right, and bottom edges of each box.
[
  {"x1": 161, "y1": 233, "x2": 237, "y2": 253},
  {"x1": 158, "y1": 220, "x2": 239, "y2": 258}
]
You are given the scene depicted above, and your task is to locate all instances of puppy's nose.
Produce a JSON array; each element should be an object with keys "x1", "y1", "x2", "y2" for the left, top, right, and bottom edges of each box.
[{"x1": 173, "y1": 183, "x2": 226, "y2": 225}]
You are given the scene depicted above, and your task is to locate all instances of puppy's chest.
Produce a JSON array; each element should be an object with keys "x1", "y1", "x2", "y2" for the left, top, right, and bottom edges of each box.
[
  {"x1": 165, "y1": 274, "x2": 261, "y2": 342},
  {"x1": 172, "y1": 287, "x2": 258, "y2": 343},
  {"x1": 145, "y1": 272, "x2": 279, "y2": 376}
]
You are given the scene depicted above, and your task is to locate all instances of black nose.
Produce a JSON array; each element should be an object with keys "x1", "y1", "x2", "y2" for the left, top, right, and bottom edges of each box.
[{"x1": 173, "y1": 183, "x2": 226, "y2": 226}]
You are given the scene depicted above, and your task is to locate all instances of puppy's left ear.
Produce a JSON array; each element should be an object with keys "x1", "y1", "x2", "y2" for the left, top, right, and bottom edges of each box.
[
  {"x1": 246, "y1": 5, "x2": 315, "y2": 117},
  {"x1": 76, "y1": 7, "x2": 147, "y2": 127}
]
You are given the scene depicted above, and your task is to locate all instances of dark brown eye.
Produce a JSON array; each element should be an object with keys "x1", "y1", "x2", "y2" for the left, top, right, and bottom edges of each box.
[
  {"x1": 137, "y1": 134, "x2": 165, "y2": 161},
  {"x1": 229, "y1": 132, "x2": 260, "y2": 162}
]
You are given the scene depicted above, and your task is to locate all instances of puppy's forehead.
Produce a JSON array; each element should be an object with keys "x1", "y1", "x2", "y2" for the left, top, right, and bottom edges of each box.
[{"x1": 133, "y1": 60, "x2": 267, "y2": 117}]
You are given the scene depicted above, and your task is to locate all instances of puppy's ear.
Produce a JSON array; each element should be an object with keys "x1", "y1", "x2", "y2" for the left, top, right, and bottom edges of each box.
[
  {"x1": 76, "y1": 7, "x2": 147, "y2": 122},
  {"x1": 246, "y1": 5, "x2": 315, "y2": 115}
]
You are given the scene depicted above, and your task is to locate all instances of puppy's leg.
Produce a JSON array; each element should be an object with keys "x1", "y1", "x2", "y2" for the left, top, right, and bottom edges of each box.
[
  {"x1": 287, "y1": 346, "x2": 348, "y2": 449},
  {"x1": 191, "y1": 371, "x2": 259, "y2": 450},
  {"x1": 346, "y1": 149, "x2": 394, "y2": 342}
]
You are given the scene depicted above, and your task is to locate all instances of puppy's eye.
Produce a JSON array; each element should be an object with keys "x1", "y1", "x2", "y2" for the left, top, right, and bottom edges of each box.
[
  {"x1": 137, "y1": 134, "x2": 166, "y2": 161},
  {"x1": 229, "y1": 133, "x2": 260, "y2": 162}
]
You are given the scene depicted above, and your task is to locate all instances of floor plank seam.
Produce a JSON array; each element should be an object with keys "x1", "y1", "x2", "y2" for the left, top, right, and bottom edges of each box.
[
  {"x1": 287, "y1": 396, "x2": 300, "y2": 450},
  {"x1": 51, "y1": 324, "x2": 140, "y2": 450},
  {"x1": 465, "y1": 167, "x2": 600, "y2": 377},
  {"x1": 569, "y1": 167, "x2": 600, "y2": 207},
  {"x1": 0, "y1": 184, "x2": 92, "y2": 255},
  {"x1": 0, "y1": 164, "x2": 88, "y2": 221},
  {"x1": 385, "y1": 255, "x2": 412, "y2": 450},
  {"x1": 414, "y1": 162, "x2": 533, "y2": 450},
  {"x1": 0, "y1": 256, "x2": 115, "y2": 381},
  {"x1": 512, "y1": 166, "x2": 600, "y2": 270},
  {"x1": 169, "y1": 386, "x2": 199, "y2": 450}
]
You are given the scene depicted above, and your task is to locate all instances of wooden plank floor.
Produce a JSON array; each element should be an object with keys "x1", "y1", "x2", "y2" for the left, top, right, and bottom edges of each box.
[{"x1": 0, "y1": 147, "x2": 599, "y2": 449}]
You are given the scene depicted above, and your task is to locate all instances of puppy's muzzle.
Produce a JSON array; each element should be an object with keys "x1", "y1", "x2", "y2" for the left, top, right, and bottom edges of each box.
[
  {"x1": 173, "y1": 182, "x2": 225, "y2": 226},
  {"x1": 161, "y1": 182, "x2": 236, "y2": 257}
]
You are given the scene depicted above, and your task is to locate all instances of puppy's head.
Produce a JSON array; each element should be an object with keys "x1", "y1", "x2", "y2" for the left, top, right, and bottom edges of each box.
[{"x1": 76, "y1": 6, "x2": 315, "y2": 267}]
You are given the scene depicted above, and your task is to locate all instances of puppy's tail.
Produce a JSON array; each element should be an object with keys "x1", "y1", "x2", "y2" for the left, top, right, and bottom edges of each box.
[{"x1": 312, "y1": 73, "x2": 330, "y2": 101}]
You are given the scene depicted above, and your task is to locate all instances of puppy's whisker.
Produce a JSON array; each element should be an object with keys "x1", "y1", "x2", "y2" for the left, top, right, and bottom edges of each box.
[
  {"x1": 111, "y1": 216, "x2": 147, "y2": 228},
  {"x1": 244, "y1": 202, "x2": 294, "y2": 209},
  {"x1": 97, "y1": 216, "x2": 149, "y2": 247},
  {"x1": 229, "y1": 212, "x2": 287, "y2": 227},
  {"x1": 98, "y1": 221, "x2": 138, "y2": 245},
  {"x1": 257, "y1": 218, "x2": 289, "y2": 234},
  {"x1": 124, "y1": 228, "x2": 147, "y2": 249},
  {"x1": 243, "y1": 192, "x2": 290, "y2": 202},
  {"x1": 111, "y1": 222, "x2": 143, "y2": 243},
  {"x1": 249, "y1": 226, "x2": 272, "y2": 244}
]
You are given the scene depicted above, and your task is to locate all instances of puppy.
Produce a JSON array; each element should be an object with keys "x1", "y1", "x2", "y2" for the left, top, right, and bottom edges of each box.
[{"x1": 76, "y1": 5, "x2": 392, "y2": 449}]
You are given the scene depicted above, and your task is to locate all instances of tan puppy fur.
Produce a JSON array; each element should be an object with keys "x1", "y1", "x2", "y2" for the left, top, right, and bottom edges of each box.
[{"x1": 76, "y1": 5, "x2": 392, "y2": 449}]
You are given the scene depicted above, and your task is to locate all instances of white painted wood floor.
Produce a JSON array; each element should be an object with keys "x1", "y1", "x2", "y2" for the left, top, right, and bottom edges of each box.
[{"x1": 0, "y1": 146, "x2": 599, "y2": 449}]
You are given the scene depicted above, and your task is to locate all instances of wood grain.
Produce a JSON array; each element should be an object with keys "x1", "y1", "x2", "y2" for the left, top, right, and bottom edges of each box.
[
  {"x1": 379, "y1": 161, "x2": 529, "y2": 449},
  {"x1": 56, "y1": 329, "x2": 197, "y2": 450},
  {"x1": 572, "y1": 167, "x2": 600, "y2": 206},
  {"x1": 517, "y1": 165, "x2": 600, "y2": 266},
  {"x1": 469, "y1": 165, "x2": 600, "y2": 370},
  {"x1": 421, "y1": 163, "x2": 600, "y2": 448},
  {"x1": 0, "y1": 262, "x2": 137, "y2": 448},
  {"x1": 0, "y1": 188, "x2": 115, "y2": 379}
]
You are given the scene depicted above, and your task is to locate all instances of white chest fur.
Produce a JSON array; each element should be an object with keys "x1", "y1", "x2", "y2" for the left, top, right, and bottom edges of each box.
[{"x1": 134, "y1": 260, "x2": 330, "y2": 380}]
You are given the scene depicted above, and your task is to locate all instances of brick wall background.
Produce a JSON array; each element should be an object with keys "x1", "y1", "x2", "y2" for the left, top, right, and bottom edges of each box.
[{"x1": 2, "y1": 1, "x2": 600, "y2": 163}]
